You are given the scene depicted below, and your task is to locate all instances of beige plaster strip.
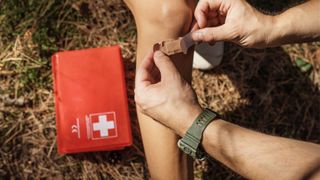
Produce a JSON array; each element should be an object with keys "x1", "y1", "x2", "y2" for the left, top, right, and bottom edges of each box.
[{"x1": 153, "y1": 32, "x2": 195, "y2": 56}]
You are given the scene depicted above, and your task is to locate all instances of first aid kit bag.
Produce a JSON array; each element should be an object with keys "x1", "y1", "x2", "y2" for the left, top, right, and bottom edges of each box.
[{"x1": 52, "y1": 46, "x2": 132, "y2": 154}]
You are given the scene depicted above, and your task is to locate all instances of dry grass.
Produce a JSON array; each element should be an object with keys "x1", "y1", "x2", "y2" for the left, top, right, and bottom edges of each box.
[{"x1": 0, "y1": 0, "x2": 319, "y2": 179}]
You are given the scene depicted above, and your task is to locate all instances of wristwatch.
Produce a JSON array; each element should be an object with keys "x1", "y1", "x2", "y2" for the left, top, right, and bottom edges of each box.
[{"x1": 177, "y1": 108, "x2": 219, "y2": 160}]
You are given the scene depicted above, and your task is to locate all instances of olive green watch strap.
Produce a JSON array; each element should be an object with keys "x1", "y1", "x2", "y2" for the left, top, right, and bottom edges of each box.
[{"x1": 178, "y1": 108, "x2": 218, "y2": 160}]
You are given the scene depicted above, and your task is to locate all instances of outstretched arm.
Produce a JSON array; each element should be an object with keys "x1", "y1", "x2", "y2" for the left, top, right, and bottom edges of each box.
[
  {"x1": 201, "y1": 119, "x2": 320, "y2": 179},
  {"x1": 191, "y1": 0, "x2": 320, "y2": 48},
  {"x1": 270, "y1": 0, "x2": 320, "y2": 46},
  {"x1": 135, "y1": 50, "x2": 320, "y2": 179}
]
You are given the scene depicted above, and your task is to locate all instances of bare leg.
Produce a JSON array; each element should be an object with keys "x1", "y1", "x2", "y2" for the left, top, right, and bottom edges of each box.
[{"x1": 125, "y1": 0, "x2": 196, "y2": 179}]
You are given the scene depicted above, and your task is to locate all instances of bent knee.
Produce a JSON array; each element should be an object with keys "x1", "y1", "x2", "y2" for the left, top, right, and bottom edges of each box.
[{"x1": 130, "y1": 1, "x2": 195, "y2": 34}]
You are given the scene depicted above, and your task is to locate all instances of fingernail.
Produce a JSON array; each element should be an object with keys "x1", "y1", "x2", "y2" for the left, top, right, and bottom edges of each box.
[
  {"x1": 192, "y1": 31, "x2": 203, "y2": 41},
  {"x1": 153, "y1": 43, "x2": 160, "y2": 52}
]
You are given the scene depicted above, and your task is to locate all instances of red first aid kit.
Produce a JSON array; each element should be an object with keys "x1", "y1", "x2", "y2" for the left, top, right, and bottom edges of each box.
[{"x1": 52, "y1": 46, "x2": 132, "y2": 154}]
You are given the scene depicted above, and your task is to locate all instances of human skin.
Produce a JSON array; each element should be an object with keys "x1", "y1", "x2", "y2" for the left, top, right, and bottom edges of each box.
[
  {"x1": 134, "y1": 1, "x2": 320, "y2": 178},
  {"x1": 131, "y1": 0, "x2": 320, "y2": 178},
  {"x1": 191, "y1": 0, "x2": 320, "y2": 48},
  {"x1": 124, "y1": 0, "x2": 197, "y2": 179},
  {"x1": 135, "y1": 50, "x2": 320, "y2": 179}
]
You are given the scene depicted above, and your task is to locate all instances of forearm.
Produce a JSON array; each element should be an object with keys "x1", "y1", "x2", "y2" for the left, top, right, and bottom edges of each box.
[
  {"x1": 201, "y1": 120, "x2": 320, "y2": 179},
  {"x1": 269, "y1": 0, "x2": 320, "y2": 46}
]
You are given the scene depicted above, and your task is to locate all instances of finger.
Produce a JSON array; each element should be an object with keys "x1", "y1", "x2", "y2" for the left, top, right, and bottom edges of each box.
[
  {"x1": 138, "y1": 50, "x2": 154, "y2": 72},
  {"x1": 195, "y1": 0, "x2": 222, "y2": 28},
  {"x1": 194, "y1": 0, "x2": 209, "y2": 28},
  {"x1": 206, "y1": 18, "x2": 220, "y2": 27},
  {"x1": 153, "y1": 51, "x2": 179, "y2": 81},
  {"x1": 207, "y1": 10, "x2": 218, "y2": 19},
  {"x1": 191, "y1": 25, "x2": 230, "y2": 43},
  {"x1": 150, "y1": 64, "x2": 161, "y2": 83},
  {"x1": 135, "y1": 50, "x2": 154, "y2": 88}
]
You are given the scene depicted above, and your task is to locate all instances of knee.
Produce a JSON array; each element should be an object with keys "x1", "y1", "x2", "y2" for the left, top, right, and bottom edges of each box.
[
  {"x1": 133, "y1": 1, "x2": 195, "y2": 34},
  {"x1": 154, "y1": 2, "x2": 193, "y2": 32}
]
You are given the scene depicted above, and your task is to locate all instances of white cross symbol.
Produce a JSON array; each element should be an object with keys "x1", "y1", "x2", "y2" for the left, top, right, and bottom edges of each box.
[{"x1": 93, "y1": 115, "x2": 115, "y2": 137}]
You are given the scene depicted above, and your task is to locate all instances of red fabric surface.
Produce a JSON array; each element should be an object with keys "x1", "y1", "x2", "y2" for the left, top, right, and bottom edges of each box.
[{"x1": 52, "y1": 46, "x2": 132, "y2": 154}]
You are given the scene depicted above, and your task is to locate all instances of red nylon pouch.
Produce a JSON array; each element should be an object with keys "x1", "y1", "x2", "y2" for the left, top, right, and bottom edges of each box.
[{"x1": 52, "y1": 46, "x2": 132, "y2": 154}]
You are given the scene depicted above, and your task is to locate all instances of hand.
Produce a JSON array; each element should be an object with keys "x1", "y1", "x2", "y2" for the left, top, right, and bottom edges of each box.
[
  {"x1": 191, "y1": 0, "x2": 275, "y2": 48},
  {"x1": 135, "y1": 50, "x2": 202, "y2": 136}
]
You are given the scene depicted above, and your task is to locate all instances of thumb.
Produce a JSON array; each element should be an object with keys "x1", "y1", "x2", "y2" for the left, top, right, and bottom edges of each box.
[
  {"x1": 153, "y1": 51, "x2": 179, "y2": 80},
  {"x1": 191, "y1": 25, "x2": 230, "y2": 43}
]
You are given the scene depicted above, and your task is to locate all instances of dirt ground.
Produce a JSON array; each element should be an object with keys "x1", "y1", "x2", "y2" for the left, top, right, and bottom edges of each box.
[{"x1": 0, "y1": 0, "x2": 319, "y2": 179}]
